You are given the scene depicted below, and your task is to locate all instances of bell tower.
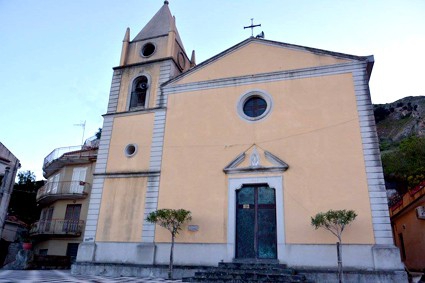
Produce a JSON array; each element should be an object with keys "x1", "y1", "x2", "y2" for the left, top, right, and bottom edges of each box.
[
  {"x1": 77, "y1": 2, "x2": 192, "y2": 264},
  {"x1": 115, "y1": 0, "x2": 191, "y2": 112}
]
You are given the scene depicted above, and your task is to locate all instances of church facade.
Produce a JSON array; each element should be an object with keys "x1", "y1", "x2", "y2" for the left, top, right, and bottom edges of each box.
[{"x1": 75, "y1": 2, "x2": 404, "y2": 279}]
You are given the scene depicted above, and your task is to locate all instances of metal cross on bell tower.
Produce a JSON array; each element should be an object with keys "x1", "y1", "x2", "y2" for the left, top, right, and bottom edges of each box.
[{"x1": 244, "y1": 18, "x2": 261, "y2": 37}]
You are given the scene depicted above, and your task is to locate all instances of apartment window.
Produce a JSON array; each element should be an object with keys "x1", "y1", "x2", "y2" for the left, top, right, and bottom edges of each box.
[
  {"x1": 63, "y1": 204, "x2": 81, "y2": 233},
  {"x1": 70, "y1": 167, "x2": 87, "y2": 193}
]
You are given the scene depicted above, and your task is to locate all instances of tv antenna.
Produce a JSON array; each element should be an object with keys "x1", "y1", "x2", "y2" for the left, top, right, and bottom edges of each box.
[
  {"x1": 74, "y1": 120, "x2": 86, "y2": 145},
  {"x1": 244, "y1": 18, "x2": 261, "y2": 37}
]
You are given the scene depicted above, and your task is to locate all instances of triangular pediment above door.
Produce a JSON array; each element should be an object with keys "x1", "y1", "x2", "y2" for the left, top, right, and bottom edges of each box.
[{"x1": 223, "y1": 145, "x2": 289, "y2": 174}]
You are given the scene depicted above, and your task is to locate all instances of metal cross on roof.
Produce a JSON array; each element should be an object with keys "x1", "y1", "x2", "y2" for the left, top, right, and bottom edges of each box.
[{"x1": 244, "y1": 18, "x2": 261, "y2": 37}]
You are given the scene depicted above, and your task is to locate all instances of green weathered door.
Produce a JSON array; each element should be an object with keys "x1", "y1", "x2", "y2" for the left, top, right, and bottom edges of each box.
[{"x1": 236, "y1": 185, "x2": 277, "y2": 259}]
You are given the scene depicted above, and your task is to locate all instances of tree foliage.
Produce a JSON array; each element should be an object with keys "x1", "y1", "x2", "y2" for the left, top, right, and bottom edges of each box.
[
  {"x1": 146, "y1": 208, "x2": 191, "y2": 279},
  {"x1": 95, "y1": 128, "x2": 102, "y2": 140},
  {"x1": 311, "y1": 209, "x2": 357, "y2": 283},
  {"x1": 311, "y1": 209, "x2": 357, "y2": 242},
  {"x1": 146, "y1": 208, "x2": 192, "y2": 237},
  {"x1": 9, "y1": 171, "x2": 43, "y2": 224},
  {"x1": 17, "y1": 170, "x2": 36, "y2": 185},
  {"x1": 381, "y1": 136, "x2": 425, "y2": 191}
]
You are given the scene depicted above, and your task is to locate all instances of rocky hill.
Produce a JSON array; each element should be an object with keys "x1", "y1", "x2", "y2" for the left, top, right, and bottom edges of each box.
[{"x1": 374, "y1": 96, "x2": 425, "y2": 143}]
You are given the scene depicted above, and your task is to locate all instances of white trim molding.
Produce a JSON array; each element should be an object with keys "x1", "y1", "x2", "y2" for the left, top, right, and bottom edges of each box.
[{"x1": 227, "y1": 176, "x2": 285, "y2": 262}]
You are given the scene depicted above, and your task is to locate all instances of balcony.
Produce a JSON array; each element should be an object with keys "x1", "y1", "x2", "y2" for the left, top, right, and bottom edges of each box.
[
  {"x1": 36, "y1": 181, "x2": 90, "y2": 205},
  {"x1": 30, "y1": 219, "x2": 85, "y2": 237},
  {"x1": 390, "y1": 180, "x2": 425, "y2": 217},
  {"x1": 43, "y1": 144, "x2": 98, "y2": 178}
]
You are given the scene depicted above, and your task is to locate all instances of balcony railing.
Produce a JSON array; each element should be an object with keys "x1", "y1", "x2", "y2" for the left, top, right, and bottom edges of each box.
[
  {"x1": 42, "y1": 144, "x2": 98, "y2": 178},
  {"x1": 30, "y1": 219, "x2": 85, "y2": 237},
  {"x1": 43, "y1": 146, "x2": 83, "y2": 168},
  {"x1": 36, "y1": 181, "x2": 90, "y2": 204}
]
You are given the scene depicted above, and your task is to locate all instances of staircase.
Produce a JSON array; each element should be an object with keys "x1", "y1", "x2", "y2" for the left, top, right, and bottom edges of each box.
[{"x1": 182, "y1": 262, "x2": 313, "y2": 282}]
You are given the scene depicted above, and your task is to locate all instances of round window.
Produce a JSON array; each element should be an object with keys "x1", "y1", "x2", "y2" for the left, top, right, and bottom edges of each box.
[
  {"x1": 243, "y1": 96, "x2": 267, "y2": 118},
  {"x1": 125, "y1": 144, "x2": 138, "y2": 157},
  {"x1": 237, "y1": 90, "x2": 273, "y2": 122},
  {"x1": 141, "y1": 43, "x2": 156, "y2": 57}
]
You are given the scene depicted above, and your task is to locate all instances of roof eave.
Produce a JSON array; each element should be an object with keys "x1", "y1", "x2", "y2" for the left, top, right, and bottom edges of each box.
[{"x1": 162, "y1": 37, "x2": 374, "y2": 87}]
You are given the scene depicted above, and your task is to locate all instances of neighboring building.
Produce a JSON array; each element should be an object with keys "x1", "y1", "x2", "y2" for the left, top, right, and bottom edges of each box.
[
  {"x1": 1, "y1": 215, "x2": 27, "y2": 243},
  {"x1": 30, "y1": 137, "x2": 98, "y2": 261},
  {"x1": 389, "y1": 180, "x2": 425, "y2": 271},
  {"x1": 0, "y1": 143, "x2": 20, "y2": 238},
  {"x1": 74, "y1": 2, "x2": 405, "y2": 281}
]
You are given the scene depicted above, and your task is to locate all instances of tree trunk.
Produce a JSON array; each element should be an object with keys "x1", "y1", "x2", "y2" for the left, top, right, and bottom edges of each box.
[
  {"x1": 337, "y1": 241, "x2": 343, "y2": 283},
  {"x1": 169, "y1": 234, "x2": 175, "y2": 279}
]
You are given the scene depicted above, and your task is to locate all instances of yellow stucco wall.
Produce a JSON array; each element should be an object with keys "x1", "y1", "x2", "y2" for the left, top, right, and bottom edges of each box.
[
  {"x1": 156, "y1": 73, "x2": 374, "y2": 245},
  {"x1": 35, "y1": 239, "x2": 81, "y2": 256},
  {"x1": 126, "y1": 37, "x2": 169, "y2": 66},
  {"x1": 392, "y1": 196, "x2": 425, "y2": 270},
  {"x1": 177, "y1": 41, "x2": 350, "y2": 84},
  {"x1": 96, "y1": 177, "x2": 146, "y2": 242},
  {"x1": 106, "y1": 114, "x2": 154, "y2": 172},
  {"x1": 34, "y1": 162, "x2": 95, "y2": 256},
  {"x1": 117, "y1": 34, "x2": 189, "y2": 113}
]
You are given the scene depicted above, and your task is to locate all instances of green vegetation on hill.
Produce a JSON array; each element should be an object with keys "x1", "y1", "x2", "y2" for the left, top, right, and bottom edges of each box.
[
  {"x1": 374, "y1": 96, "x2": 425, "y2": 194},
  {"x1": 381, "y1": 136, "x2": 425, "y2": 193}
]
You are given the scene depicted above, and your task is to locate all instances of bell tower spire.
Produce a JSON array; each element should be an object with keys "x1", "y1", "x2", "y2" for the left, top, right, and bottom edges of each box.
[
  {"x1": 118, "y1": 1, "x2": 190, "y2": 72},
  {"x1": 119, "y1": 28, "x2": 130, "y2": 66}
]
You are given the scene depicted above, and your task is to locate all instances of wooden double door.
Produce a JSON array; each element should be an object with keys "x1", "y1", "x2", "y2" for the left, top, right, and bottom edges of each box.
[{"x1": 236, "y1": 184, "x2": 277, "y2": 259}]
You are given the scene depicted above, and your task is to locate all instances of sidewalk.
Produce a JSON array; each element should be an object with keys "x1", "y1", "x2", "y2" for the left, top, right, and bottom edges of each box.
[{"x1": 0, "y1": 270, "x2": 183, "y2": 283}]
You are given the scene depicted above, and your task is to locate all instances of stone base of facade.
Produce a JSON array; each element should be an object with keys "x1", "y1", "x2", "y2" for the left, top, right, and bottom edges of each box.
[
  {"x1": 71, "y1": 262, "x2": 408, "y2": 283},
  {"x1": 300, "y1": 269, "x2": 407, "y2": 283},
  {"x1": 71, "y1": 262, "x2": 204, "y2": 279},
  {"x1": 77, "y1": 242, "x2": 404, "y2": 269},
  {"x1": 75, "y1": 242, "x2": 406, "y2": 282}
]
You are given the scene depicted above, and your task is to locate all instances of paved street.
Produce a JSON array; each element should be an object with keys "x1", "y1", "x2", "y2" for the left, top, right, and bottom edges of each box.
[{"x1": 0, "y1": 270, "x2": 183, "y2": 283}]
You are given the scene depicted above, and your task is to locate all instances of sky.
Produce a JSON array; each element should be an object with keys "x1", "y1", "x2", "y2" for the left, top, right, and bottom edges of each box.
[{"x1": 0, "y1": 0, "x2": 424, "y2": 180}]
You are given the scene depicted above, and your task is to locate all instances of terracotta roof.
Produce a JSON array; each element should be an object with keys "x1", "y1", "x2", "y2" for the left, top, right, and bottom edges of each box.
[{"x1": 5, "y1": 215, "x2": 27, "y2": 227}]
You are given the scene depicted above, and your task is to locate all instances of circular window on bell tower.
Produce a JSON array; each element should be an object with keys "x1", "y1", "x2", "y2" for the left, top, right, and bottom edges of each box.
[
  {"x1": 141, "y1": 42, "x2": 156, "y2": 57},
  {"x1": 125, "y1": 144, "x2": 138, "y2": 157}
]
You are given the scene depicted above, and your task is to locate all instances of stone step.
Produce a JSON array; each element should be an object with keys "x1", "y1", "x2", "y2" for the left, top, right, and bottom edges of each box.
[
  {"x1": 183, "y1": 262, "x2": 312, "y2": 282},
  {"x1": 192, "y1": 273, "x2": 307, "y2": 281},
  {"x1": 218, "y1": 262, "x2": 289, "y2": 270},
  {"x1": 183, "y1": 276, "x2": 311, "y2": 283},
  {"x1": 194, "y1": 268, "x2": 296, "y2": 277}
]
